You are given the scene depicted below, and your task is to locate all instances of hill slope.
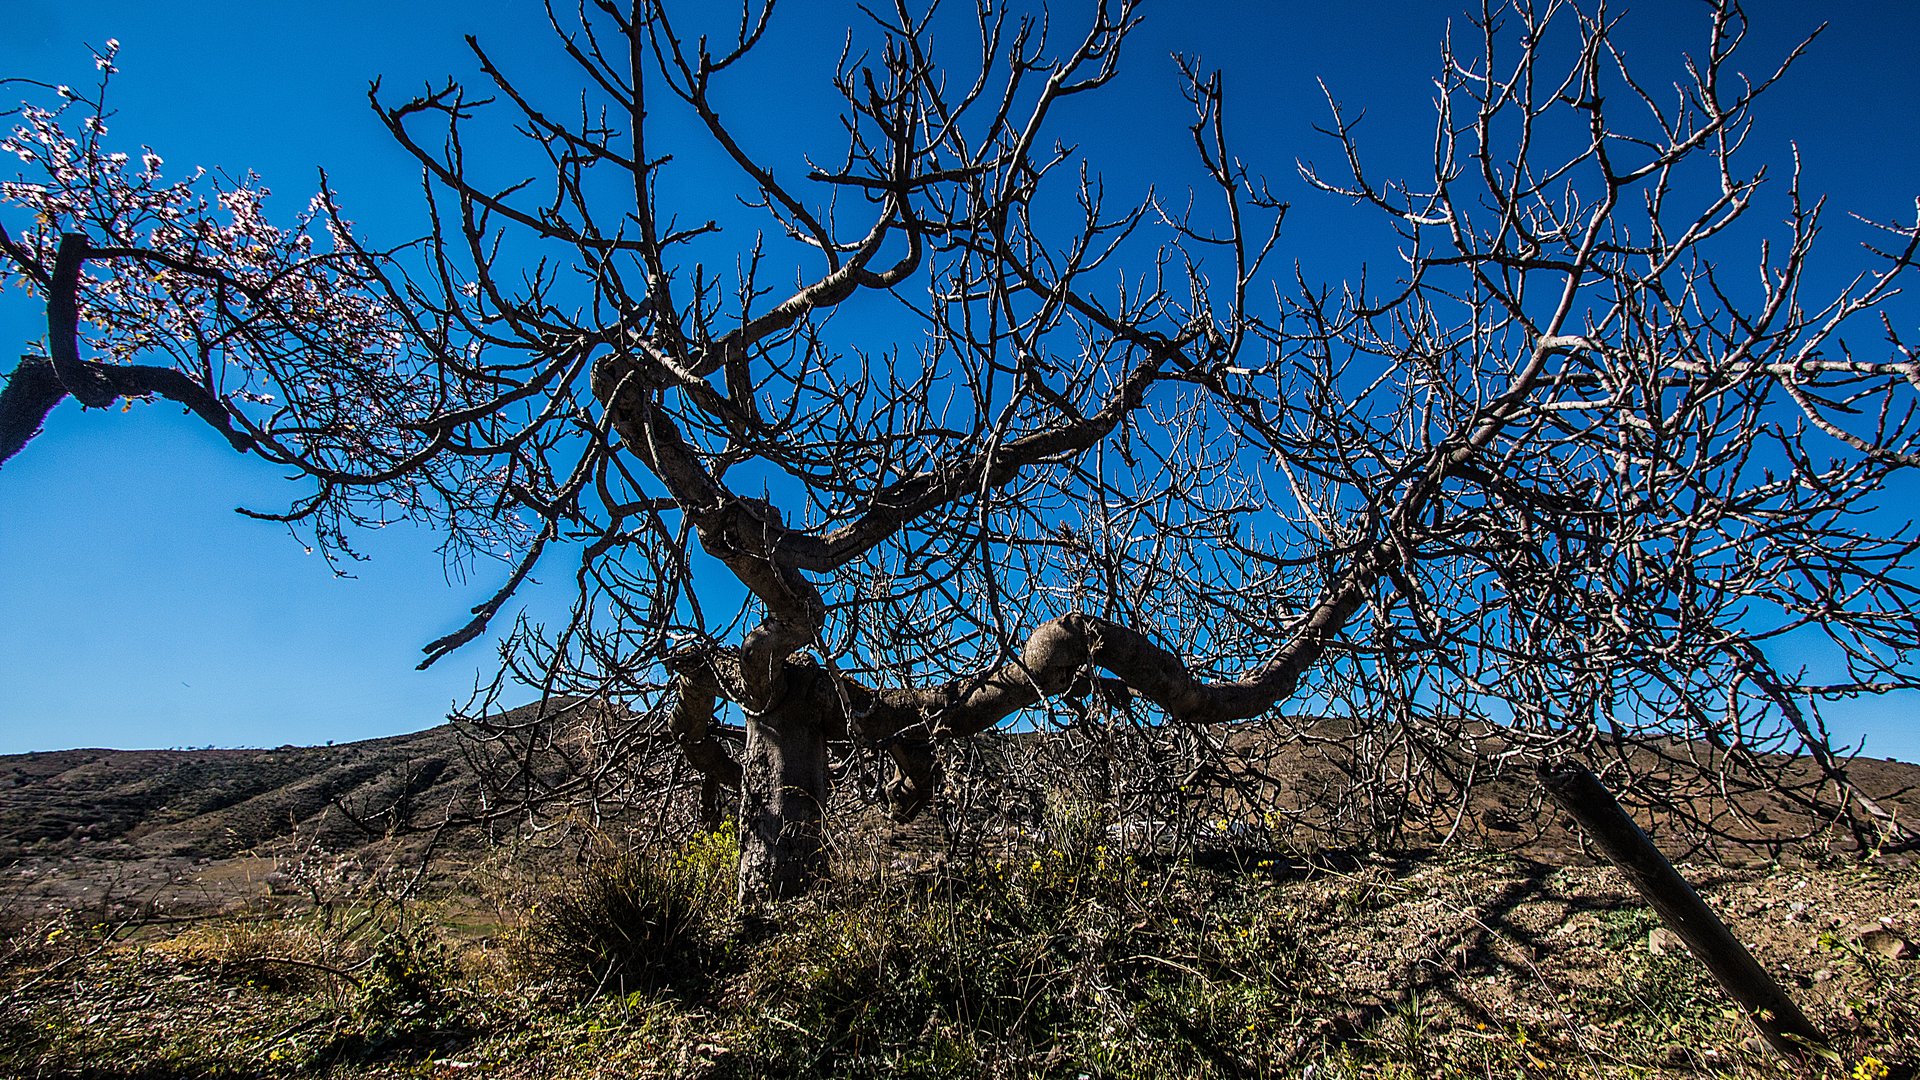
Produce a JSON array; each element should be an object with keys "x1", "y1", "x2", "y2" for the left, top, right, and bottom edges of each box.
[
  {"x1": 0, "y1": 726, "x2": 472, "y2": 863},
  {"x1": 4, "y1": 718, "x2": 1918, "y2": 921}
]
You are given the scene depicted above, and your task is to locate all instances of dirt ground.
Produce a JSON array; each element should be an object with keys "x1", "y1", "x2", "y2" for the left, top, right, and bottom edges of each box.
[{"x1": 4, "y1": 730, "x2": 1917, "y2": 1076}]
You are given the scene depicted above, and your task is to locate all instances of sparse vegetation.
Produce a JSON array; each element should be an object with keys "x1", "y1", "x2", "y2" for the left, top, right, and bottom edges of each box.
[
  {"x1": 5, "y1": 825, "x2": 1916, "y2": 1079},
  {"x1": 6, "y1": 728, "x2": 1917, "y2": 1076}
]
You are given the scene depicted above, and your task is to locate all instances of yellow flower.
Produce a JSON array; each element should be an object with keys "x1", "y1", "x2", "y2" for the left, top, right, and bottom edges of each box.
[{"x1": 1854, "y1": 1057, "x2": 1890, "y2": 1080}]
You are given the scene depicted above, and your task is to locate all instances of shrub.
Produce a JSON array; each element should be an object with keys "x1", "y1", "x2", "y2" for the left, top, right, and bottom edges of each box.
[
  {"x1": 353, "y1": 921, "x2": 458, "y2": 1038},
  {"x1": 724, "y1": 884, "x2": 1034, "y2": 1079},
  {"x1": 518, "y1": 822, "x2": 738, "y2": 998}
]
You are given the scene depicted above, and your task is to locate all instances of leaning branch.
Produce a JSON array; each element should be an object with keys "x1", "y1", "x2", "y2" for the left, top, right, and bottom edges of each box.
[{"x1": 0, "y1": 353, "x2": 256, "y2": 469}]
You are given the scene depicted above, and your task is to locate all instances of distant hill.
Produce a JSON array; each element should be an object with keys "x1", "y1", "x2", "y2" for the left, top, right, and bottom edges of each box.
[
  {"x1": 4, "y1": 715, "x2": 1917, "y2": 922},
  {"x1": 0, "y1": 726, "x2": 474, "y2": 865}
]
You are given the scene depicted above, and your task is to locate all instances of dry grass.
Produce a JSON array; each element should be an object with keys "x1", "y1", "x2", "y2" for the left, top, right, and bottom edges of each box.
[{"x1": 3, "y1": 822, "x2": 1916, "y2": 1079}]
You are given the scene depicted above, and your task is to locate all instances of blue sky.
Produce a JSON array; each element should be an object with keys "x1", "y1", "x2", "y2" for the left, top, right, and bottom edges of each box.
[{"x1": 2, "y1": 1, "x2": 1917, "y2": 758}]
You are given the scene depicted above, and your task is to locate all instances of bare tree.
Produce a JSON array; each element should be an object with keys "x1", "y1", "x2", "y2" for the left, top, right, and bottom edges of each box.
[
  {"x1": 12, "y1": 2, "x2": 1918, "y2": 903},
  {"x1": 364, "y1": 0, "x2": 1919, "y2": 901}
]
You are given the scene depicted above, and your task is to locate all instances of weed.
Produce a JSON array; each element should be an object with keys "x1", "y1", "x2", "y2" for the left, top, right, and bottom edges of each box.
[
  {"x1": 351, "y1": 919, "x2": 459, "y2": 1043},
  {"x1": 515, "y1": 821, "x2": 738, "y2": 999},
  {"x1": 1594, "y1": 902, "x2": 1661, "y2": 952},
  {"x1": 1818, "y1": 929, "x2": 1920, "y2": 1066}
]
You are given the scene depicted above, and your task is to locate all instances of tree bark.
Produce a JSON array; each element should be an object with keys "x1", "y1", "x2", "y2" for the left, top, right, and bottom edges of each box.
[{"x1": 736, "y1": 696, "x2": 830, "y2": 904}]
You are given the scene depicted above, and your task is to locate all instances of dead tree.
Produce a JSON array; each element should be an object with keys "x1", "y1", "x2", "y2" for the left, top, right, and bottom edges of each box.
[{"x1": 11, "y1": 3, "x2": 1919, "y2": 903}]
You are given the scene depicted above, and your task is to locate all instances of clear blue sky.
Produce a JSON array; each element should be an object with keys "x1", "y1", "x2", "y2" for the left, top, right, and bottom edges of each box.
[{"x1": 2, "y1": 2, "x2": 1916, "y2": 758}]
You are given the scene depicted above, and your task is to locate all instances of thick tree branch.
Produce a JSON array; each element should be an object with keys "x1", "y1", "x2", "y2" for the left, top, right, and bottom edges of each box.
[
  {"x1": 0, "y1": 357, "x2": 66, "y2": 467},
  {"x1": 47, "y1": 233, "x2": 115, "y2": 409},
  {"x1": 663, "y1": 649, "x2": 745, "y2": 791},
  {"x1": 1, "y1": 351, "x2": 257, "y2": 469}
]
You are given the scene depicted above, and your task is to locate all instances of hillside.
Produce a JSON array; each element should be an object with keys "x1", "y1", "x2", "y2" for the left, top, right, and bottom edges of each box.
[
  {"x1": 0, "y1": 725, "x2": 481, "y2": 921},
  {"x1": 4, "y1": 717, "x2": 1918, "y2": 924},
  {"x1": 3, "y1": 722, "x2": 1920, "y2": 1077},
  {"x1": 0, "y1": 727, "x2": 470, "y2": 859}
]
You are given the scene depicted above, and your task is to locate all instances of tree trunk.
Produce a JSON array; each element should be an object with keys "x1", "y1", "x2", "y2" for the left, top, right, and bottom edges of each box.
[{"x1": 736, "y1": 698, "x2": 830, "y2": 904}]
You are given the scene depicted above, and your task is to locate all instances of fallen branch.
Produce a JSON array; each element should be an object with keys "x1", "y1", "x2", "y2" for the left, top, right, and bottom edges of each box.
[{"x1": 1538, "y1": 762, "x2": 1827, "y2": 1062}]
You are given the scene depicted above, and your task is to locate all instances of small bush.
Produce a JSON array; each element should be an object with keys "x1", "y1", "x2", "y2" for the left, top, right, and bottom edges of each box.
[
  {"x1": 726, "y1": 872, "x2": 1110, "y2": 1080},
  {"x1": 722, "y1": 840, "x2": 1308, "y2": 1079},
  {"x1": 1819, "y1": 928, "x2": 1920, "y2": 1064},
  {"x1": 282, "y1": 918, "x2": 470, "y2": 1066},
  {"x1": 353, "y1": 920, "x2": 459, "y2": 1040},
  {"x1": 518, "y1": 822, "x2": 738, "y2": 998}
]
